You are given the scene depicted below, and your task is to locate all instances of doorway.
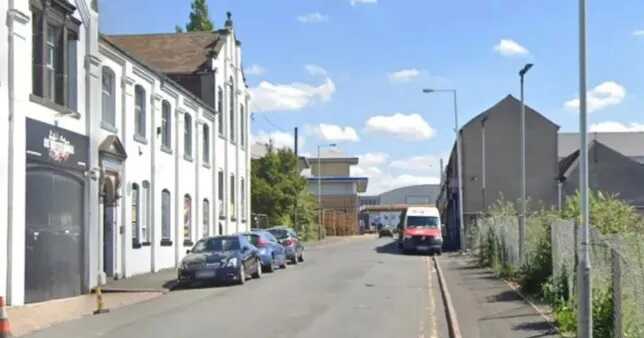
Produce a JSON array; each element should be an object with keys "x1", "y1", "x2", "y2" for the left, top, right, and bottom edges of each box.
[{"x1": 102, "y1": 179, "x2": 116, "y2": 278}]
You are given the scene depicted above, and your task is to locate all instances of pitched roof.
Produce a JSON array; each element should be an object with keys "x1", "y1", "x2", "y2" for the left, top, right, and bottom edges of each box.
[
  {"x1": 461, "y1": 94, "x2": 560, "y2": 131},
  {"x1": 104, "y1": 31, "x2": 227, "y2": 75},
  {"x1": 559, "y1": 132, "x2": 644, "y2": 160}
]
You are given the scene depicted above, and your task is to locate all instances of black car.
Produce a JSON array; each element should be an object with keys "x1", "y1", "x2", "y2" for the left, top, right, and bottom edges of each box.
[
  {"x1": 267, "y1": 227, "x2": 304, "y2": 264},
  {"x1": 177, "y1": 235, "x2": 262, "y2": 287}
]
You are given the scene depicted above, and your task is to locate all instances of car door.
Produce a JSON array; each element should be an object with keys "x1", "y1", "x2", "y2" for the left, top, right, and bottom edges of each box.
[
  {"x1": 266, "y1": 232, "x2": 284, "y2": 259},
  {"x1": 239, "y1": 237, "x2": 253, "y2": 271}
]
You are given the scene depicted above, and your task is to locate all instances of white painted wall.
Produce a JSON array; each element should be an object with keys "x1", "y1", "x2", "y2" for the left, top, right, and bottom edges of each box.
[{"x1": 0, "y1": 0, "x2": 9, "y2": 301}]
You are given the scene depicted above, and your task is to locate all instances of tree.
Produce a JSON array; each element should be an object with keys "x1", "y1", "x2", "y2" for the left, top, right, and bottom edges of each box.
[
  {"x1": 251, "y1": 145, "x2": 319, "y2": 239},
  {"x1": 184, "y1": 0, "x2": 214, "y2": 32}
]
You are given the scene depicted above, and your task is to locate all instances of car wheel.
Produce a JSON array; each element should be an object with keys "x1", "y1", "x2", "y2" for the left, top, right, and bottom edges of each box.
[
  {"x1": 291, "y1": 255, "x2": 298, "y2": 265},
  {"x1": 238, "y1": 264, "x2": 246, "y2": 285},
  {"x1": 280, "y1": 258, "x2": 288, "y2": 269},
  {"x1": 252, "y1": 259, "x2": 262, "y2": 279},
  {"x1": 266, "y1": 256, "x2": 275, "y2": 273},
  {"x1": 298, "y1": 253, "x2": 304, "y2": 263}
]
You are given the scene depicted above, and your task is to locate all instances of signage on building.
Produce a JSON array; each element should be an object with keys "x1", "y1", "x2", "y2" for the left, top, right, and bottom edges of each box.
[{"x1": 26, "y1": 118, "x2": 89, "y2": 172}]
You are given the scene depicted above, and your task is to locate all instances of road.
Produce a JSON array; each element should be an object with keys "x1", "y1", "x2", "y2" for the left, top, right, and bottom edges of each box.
[{"x1": 24, "y1": 236, "x2": 449, "y2": 338}]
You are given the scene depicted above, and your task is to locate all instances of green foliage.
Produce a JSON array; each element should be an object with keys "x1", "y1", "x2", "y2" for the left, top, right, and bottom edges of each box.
[
  {"x1": 184, "y1": 0, "x2": 214, "y2": 32},
  {"x1": 593, "y1": 287, "x2": 614, "y2": 338},
  {"x1": 553, "y1": 301, "x2": 577, "y2": 334},
  {"x1": 519, "y1": 210, "x2": 557, "y2": 295},
  {"x1": 251, "y1": 145, "x2": 319, "y2": 241},
  {"x1": 561, "y1": 191, "x2": 644, "y2": 234}
]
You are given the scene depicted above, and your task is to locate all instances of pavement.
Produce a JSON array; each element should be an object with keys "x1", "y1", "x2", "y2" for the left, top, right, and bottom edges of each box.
[
  {"x1": 11, "y1": 235, "x2": 559, "y2": 338},
  {"x1": 439, "y1": 253, "x2": 560, "y2": 338}
]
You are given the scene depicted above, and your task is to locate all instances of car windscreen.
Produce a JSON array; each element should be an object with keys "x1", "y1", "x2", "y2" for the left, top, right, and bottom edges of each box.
[
  {"x1": 268, "y1": 229, "x2": 289, "y2": 240},
  {"x1": 244, "y1": 234, "x2": 260, "y2": 246},
  {"x1": 192, "y1": 237, "x2": 240, "y2": 253},
  {"x1": 406, "y1": 216, "x2": 440, "y2": 228}
]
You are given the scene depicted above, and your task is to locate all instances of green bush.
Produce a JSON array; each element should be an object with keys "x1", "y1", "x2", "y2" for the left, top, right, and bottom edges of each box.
[
  {"x1": 560, "y1": 191, "x2": 644, "y2": 235},
  {"x1": 519, "y1": 210, "x2": 557, "y2": 295}
]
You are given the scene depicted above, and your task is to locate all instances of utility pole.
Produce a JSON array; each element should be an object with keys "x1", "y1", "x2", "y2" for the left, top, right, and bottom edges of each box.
[
  {"x1": 293, "y1": 127, "x2": 299, "y2": 232},
  {"x1": 578, "y1": 0, "x2": 592, "y2": 336}
]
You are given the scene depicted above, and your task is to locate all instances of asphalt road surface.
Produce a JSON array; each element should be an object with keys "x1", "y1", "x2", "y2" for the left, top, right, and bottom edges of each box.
[{"x1": 23, "y1": 236, "x2": 449, "y2": 338}]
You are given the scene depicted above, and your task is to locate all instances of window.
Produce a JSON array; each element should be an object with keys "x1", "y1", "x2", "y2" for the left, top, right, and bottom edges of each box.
[
  {"x1": 241, "y1": 178, "x2": 246, "y2": 220},
  {"x1": 218, "y1": 170, "x2": 225, "y2": 218},
  {"x1": 202, "y1": 199, "x2": 210, "y2": 238},
  {"x1": 161, "y1": 100, "x2": 172, "y2": 149},
  {"x1": 184, "y1": 114, "x2": 192, "y2": 158},
  {"x1": 203, "y1": 124, "x2": 210, "y2": 164},
  {"x1": 101, "y1": 67, "x2": 116, "y2": 128},
  {"x1": 230, "y1": 175, "x2": 236, "y2": 219},
  {"x1": 134, "y1": 85, "x2": 146, "y2": 138},
  {"x1": 184, "y1": 194, "x2": 192, "y2": 245},
  {"x1": 141, "y1": 182, "x2": 150, "y2": 243},
  {"x1": 217, "y1": 87, "x2": 224, "y2": 135},
  {"x1": 240, "y1": 104, "x2": 245, "y2": 147},
  {"x1": 161, "y1": 190, "x2": 171, "y2": 243},
  {"x1": 131, "y1": 183, "x2": 140, "y2": 247},
  {"x1": 229, "y1": 77, "x2": 235, "y2": 142},
  {"x1": 31, "y1": 1, "x2": 80, "y2": 110}
]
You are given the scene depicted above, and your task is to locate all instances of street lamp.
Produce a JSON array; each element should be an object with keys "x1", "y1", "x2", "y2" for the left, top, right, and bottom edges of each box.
[
  {"x1": 518, "y1": 63, "x2": 533, "y2": 263},
  {"x1": 422, "y1": 89, "x2": 465, "y2": 251},
  {"x1": 317, "y1": 143, "x2": 337, "y2": 240}
]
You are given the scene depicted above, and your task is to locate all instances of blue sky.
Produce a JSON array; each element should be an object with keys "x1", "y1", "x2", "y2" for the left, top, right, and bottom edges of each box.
[{"x1": 100, "y1": 0, "x2": 644, "y2": 194}]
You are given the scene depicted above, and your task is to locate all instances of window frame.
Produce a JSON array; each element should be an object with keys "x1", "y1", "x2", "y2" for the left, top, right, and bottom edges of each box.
[
  {"x1": 161, "y1": 100, "x2": 172, "y2": 151},
  {"x1": 30, "y1": 0, "x2": 81, "y2": 113},
  {"x1": 218, "y1": 170, "x2": 225, "y2": 219},
  {"x1": 184, "y1": 194, "x2": 193, "y2": 246},
  {"x1": 134, "y1": 85, "x2": 147, "y2": 142},
  {"x1": 101, "y1": 66, "x2": 117, "y2": 131},
  {"x1": 184, "y1": 113, "x2": 193, "y2": 161},
  {"x1": 202, "y1": 124, "x2": 210, "y2": 165},
  {"x1": 141, "y1": 181, "x2": 151, "y2": 244},
  {"x1": 202, "y1": 199, "x2": 210, "y2": 239},
  {"x1": 229, "y1": 78, "x2": 235, "y2": 143},
  {"x1": 230, "y1": 174, "x2": 236, "y2": 220},
  {"x1": 161, "y1": 189, "x2": 172, "y2": 246},
  {"x1": 131, "y1": 183, "x2": 141, "y2": 248}
]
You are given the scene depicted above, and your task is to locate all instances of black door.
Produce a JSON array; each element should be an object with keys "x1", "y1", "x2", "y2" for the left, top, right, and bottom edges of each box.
[{"x1": 25, "y1": 167, "x2": 84, "y2": 303}]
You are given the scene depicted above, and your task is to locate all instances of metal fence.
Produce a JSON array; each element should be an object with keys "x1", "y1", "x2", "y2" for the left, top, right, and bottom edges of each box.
[{"x1": 475, "y1": 216, "x2": 644, "y2": 337}]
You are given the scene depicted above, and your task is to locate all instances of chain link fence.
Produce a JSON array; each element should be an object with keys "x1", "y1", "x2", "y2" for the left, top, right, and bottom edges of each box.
[{"x1": 475, "y1": 216, "x2": 644, "y2": 337}]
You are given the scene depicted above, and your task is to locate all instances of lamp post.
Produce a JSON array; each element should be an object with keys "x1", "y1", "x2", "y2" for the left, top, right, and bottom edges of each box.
[
  {"x1": 518, "y1": 63, "x2": 533, "y2": 262},
  {"x1": 422, "y1": 89, "x2": 465, "y2": 250},
  {"x1": 578, "y1": 0, "x2": 592, "y2": 336},
  {"x1": 317, "y1": 143, "x2": 336, "y2": 240}
]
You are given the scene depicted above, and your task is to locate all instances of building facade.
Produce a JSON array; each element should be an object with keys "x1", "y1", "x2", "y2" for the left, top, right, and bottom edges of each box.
[
  {"x1": 437, "y1": 95, "x2": 559, "y2": 250},
  {"x1": 1, "y1": 0, "x2": 251, "y2": 306}
]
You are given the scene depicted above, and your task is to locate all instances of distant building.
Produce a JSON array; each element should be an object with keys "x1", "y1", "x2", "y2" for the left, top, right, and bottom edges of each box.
[
  {"x1": 437, "y1": 95, "x2": 559, "y2": 250},
  {"x1": 559, "y1": 132, "x2": 644, "y2": 164},
  {"x1": 359, "y1": 184, "x2": 440, "y2": 231},
  {"x1": 306, "y1": 157, "x2": 368, "y2": 234},
  {"x1": 558, "y1": 140, "x2": 644, "y2": 214}
]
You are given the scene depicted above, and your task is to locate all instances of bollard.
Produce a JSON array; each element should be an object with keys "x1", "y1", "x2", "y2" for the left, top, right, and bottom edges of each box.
[
  {"x1": 93, "y1": 286, "x2": 110, "y2": 315},
  {"x1": 0, "y1": 296, "x2": 12, "y2": 338}
]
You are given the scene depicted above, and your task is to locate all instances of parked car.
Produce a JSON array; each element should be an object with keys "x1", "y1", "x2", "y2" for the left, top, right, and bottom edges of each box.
[
  {"x1": 244, "y1": 230, "x2": 288, "y2": 272},
  {"x1": 378, "y1": 225, "x2": 395, "y2": 238},
  {"x1": 397, "y1": 207, "x2": 443, "y2": 255},
  {"x1": 177, "y1": 235, "x2": 262, "y2": 287},
  {"x1": 267, "y1": 226, "x2": 304, "y2": 264}
]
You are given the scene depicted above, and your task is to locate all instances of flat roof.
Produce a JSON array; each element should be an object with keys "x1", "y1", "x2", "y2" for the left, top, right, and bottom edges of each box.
[{"x1": 306, "y1": 157, "x2": 359, "y2": 165}]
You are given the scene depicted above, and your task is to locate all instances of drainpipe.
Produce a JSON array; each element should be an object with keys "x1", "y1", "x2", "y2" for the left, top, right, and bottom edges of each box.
[
  {"x1": 195, "y1": 115, "x2": 201, "y2": 241},
  {"x1": 150, "y1": 92, "x2": 159, "y2": 272},
  {"x1": 174, "y1": 107, "x2": 182, "y2": 266}
]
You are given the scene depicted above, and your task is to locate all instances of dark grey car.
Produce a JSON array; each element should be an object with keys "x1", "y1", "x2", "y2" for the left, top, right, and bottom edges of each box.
[
  {"x1": 177, "y1": 235, "x2": 262, "y2": 287},
  {"x1": 267, "y1": 227, "x2": 304, "y2": 265}
]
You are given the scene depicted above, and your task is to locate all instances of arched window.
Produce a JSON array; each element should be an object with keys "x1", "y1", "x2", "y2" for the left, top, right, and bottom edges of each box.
[
  {"x1": 101, "y1": 66, "x2": 116, "y2": 128},
  {"x1": 218, "y1": 170, "x2": 225, "y2": 218},
  {"x1": 203, "y1": 124, "x2": 210, "y2": 164},
  {"x1": 161, "y1": 190, "x2": 171, "y2": 242},
  {"x1": 141, "y1": 181, "x2": 150, "y2": 243},
  {"x1": 229, "y1": 77, "x2": 235, "y2": 142},
  {"x1": 134, "y1": 85, "x2": 146, "y2": 138},
  {"x1": 184, "y1": 113, "x2": 192, "y2": 158},
  {"x1": 240, "y1": 104, "x2": 246, "y2": 147},
  {"x1": 131, "y1": 183, "x2": 140, "y2": 247},
  {"x1": 217, "y1": 87, "x2": 224, "y2": 135},
  {"x1": 184, "y1": 194, "x2": 192, "y2": 244},
  {"x1": 202, "y1": 199, "x2": 210, "y2": 238},
  {"x1": 161, "y1": 100, "x2": 172, "y2": 149}
]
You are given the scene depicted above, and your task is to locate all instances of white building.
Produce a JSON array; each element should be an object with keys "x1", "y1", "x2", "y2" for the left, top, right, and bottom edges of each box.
[{"x1": 0, "y1": 0, "x2": 251, "y2": 306}]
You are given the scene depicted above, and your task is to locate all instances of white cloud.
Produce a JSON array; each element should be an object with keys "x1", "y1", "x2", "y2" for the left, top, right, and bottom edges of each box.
[
  {"x1": 314, "y1": 123, "x2": 360, "y2": 142},
  {"x1": 245, "y1": 64, "x2": 266, "y2": 76},
  {"x1": 390, "y1": 155, "x2": 441, "y2": 172},
  {"x1": 564, "y1": 81, "x2": 626, "y2": 113},
  {"x1": 589, "y1": 121, "x2": 644, "y2": 133},
  {"x1": 388, "y1": 68, "x2": 421, "y2": 83},
  {"x1": 252, "y1": 131, "x2": 294, "y2": 150},
  {"x1": 249, "y1": 66, "x2": 336, "y2": 113},
  {"x1": 297, "y1": 12, "x2": 329, "y2": 23},
  {"x1": 494, "y1": 39, "x2": 530, "y2": 57},
  {"x1": 633, "y1": 30, "x2": 644, "y2": 37},
  {"x1": 305, "y1": 64, "x2": 328, "y2": 77},
  {"x1": 350, "y1": 0, "x2": 377, "y2": 5},
  {"x1": 365, "y1": 113, "x2": 436, "y2": 141},
  {"x1": 358, "y1": 152, "x2": 389, "y2": 167}
]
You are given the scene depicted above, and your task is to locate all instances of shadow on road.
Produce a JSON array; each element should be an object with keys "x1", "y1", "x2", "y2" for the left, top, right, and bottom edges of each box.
[{"x1": 374, "y1": 240, "x2": 448, "y2": 257}]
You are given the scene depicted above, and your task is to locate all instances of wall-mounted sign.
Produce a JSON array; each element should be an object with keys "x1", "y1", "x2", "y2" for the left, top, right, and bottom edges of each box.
[{"x1": 26, "y1": 118, "x2": 89, "y2": 172}]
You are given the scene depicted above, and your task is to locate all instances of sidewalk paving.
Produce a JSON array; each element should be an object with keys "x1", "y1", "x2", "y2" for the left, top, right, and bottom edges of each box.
[
  {"x1": 7, "y1": 292, "x2": 161, "y2": 337},
  {"x1": 438, "y1": 253, "x2": 560, "y2": 338}
]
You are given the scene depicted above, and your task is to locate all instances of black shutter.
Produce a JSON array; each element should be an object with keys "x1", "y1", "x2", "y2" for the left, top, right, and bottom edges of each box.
[{"x1": 32, "y1": 11, "x2": 44, "y2": 97}]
